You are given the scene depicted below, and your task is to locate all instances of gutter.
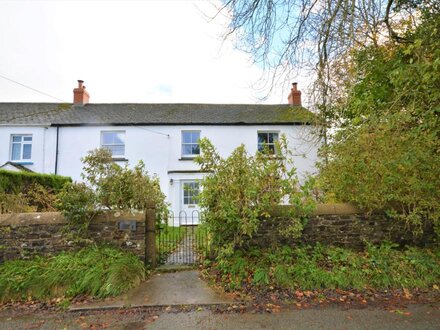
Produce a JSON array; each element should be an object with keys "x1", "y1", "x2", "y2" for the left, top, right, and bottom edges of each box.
[
  {"x1": 52, "y1": 122, "x2": 312, "y2": 127},
  {"x1": 55, "y1": 126, "x2": 59, "y2": 175},
  {"x1": 0, "y1": 123, "x2": 51, "y2": 127}
]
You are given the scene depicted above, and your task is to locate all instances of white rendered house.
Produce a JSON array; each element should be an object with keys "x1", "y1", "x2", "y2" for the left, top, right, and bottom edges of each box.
[{"x1": 0, "y1": 81, "x2": 318, "y2": 223}]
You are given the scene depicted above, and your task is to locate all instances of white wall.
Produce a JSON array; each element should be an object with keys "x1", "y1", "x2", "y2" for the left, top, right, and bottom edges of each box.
[
  {"x1": 0, "y1": 126, "x2": 57, "y2": 174},
  {"x1": 1, "y1": 124, "x2": 319, "y2": 217}
]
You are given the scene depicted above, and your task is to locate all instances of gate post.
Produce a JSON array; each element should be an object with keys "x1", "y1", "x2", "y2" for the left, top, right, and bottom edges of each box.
[{"x1": 145, "y1": 203, "x2": 157, "y2": 269}]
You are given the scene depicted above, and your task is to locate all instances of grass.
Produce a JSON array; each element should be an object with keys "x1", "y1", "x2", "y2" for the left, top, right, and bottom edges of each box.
[
  {"x1": 156, "y1": 225, "x2": 186, "y2": 263},
  {"x1": 211, "y1": 243, "x2": 440, "y2": 291},
  {"x1": 195, "y1": 223, "x2": 210, "y2": 257},
  {"x1": 0, "y1": 245, "x2": 146, "y2": 303}
]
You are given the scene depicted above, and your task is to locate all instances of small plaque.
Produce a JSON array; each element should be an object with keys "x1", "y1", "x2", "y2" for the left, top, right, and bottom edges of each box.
[{"x1": 118, "y1": 220, "x2": 137, "y2": 231}]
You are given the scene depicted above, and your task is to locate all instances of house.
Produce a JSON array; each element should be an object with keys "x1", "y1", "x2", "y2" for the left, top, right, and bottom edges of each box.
[{"x1": 0, "y1": 81, "x2": 318, "y2": 224}]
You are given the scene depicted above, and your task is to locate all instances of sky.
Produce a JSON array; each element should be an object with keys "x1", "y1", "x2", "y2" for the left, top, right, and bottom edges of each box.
[{"x1": 0, "y1": 0, "x2": 309, "y2": 105}]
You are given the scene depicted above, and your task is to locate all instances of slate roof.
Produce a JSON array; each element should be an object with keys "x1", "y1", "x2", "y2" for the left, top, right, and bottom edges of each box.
[
  {"x1": 0, "y1": 162, "x2": 34, "y2": 172},
  {"x1": 0, "y1": 103, "x2": 314, "y2": 126}
]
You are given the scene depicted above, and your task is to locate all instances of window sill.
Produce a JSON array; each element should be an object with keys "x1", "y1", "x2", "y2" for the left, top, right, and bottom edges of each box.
[
  {"x1": 10, "y1": 161, "x2": 33, "y2": 165},
  {"x1": 179, "y1": 157, "x2": 198, "y2": 161},
  {"x1": 257, "y1": 153, "x2": 284, "y2": 160},
  {"x1": 112, "y1": 158, "x2": 128, "y2": 162}
]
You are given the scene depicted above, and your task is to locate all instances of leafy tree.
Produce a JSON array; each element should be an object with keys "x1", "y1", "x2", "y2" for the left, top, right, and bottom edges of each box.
[
  {"x1": 319, "y1": 10, "x2": 440, "y2": 235},
  {"x1": 218, "y1": 1, "x2": 438, "y2": 153}
]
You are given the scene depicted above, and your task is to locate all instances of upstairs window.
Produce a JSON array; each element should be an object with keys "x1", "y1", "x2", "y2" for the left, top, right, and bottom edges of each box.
[
  {"x1": 10, "y1": 135, "x2": 32, "y2": 161},
  {"x1": 257, "y1": 132, "x2": 279, "y2": 154},
  {"x1": 101, "y1": 131, "x2": 125, "y2": 157},
  {"x1": 181, "y1": 131, "x2": 200, "y2": 157}
]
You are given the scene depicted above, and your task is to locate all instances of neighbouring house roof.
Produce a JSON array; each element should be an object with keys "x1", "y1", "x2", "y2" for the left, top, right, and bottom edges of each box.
[
  {"x1": 0, "y1": 162, "x2": 34, "y2": 172},
  {"x1": 0, "y1": 103, "x2": 315, "y2": 126}
]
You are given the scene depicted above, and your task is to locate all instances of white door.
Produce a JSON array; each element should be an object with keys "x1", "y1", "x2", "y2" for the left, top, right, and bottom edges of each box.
[{"x1": 180, "y1": 180, "x2": 200, "y2": 225}]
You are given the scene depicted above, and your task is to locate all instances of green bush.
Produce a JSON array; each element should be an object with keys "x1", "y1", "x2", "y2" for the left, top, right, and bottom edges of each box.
[
  {"x1": 0, "y1": 246, "x2": 146, "y2": 302},
  {"x1": 80, "y1": 148, "x2": 168, "y2": 218},
  {"x1": 1, "y1": 182, "x2": 61, "y2": 214},
  {"x1": 0, "y1": 169, "x2": 71, "y2": 194},
  {"x1": 56, "y1": 148, "x2": 168, "y2": 232},
  {"x1": 56, "y1": 182, "x2": 98, "y2": 233},
  {"x1": 195, "y1": 137, "x2": 316, "y2": 256},
  {"x1": 211, "y1": 243, "x2": 440, "y2": 291}
]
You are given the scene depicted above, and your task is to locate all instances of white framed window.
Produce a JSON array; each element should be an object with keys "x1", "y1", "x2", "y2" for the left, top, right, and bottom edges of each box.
[
  {"x1": 101, "y1": 131, "x2": 125, "y2": 157},
  {"x1": 181, "y1": 131, "x2": 200, "y2": 157},
  {"x1": 10, "y1": 134, "x2": 33, "y2": 161},
  {"x1": 257, "y1": 131, "x2": 279, "y2": 154},
  {"x1": 182, "y1": 181, "x2": 200, "y2": 205}
]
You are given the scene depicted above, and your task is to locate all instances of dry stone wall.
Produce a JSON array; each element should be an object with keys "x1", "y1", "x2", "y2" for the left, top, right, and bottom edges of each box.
[
  {"x1": 255, "y1": 204, "x2": 435, "y2": 249},
  {"x1": 0, "y1": 204, "x2": 435, "y2": 262},
  {"x1": 0, "y1": 211, "x2": 145, "y2": 263}
]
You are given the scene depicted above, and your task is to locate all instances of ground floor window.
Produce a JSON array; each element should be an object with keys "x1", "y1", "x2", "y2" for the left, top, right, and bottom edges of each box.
[{"x1": 182, "y1": 181, "x2": 199, "y2": 205}]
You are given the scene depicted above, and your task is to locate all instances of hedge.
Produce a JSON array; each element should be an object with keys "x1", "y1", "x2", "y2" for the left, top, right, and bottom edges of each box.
[{"x1": 0, "y1": 170, "x2": 72, "y2": 194}]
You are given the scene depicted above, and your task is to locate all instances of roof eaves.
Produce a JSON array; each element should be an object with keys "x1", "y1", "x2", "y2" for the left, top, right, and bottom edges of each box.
[{"x1": 51, "y1": 121, "x2": 312, "y2": 127}]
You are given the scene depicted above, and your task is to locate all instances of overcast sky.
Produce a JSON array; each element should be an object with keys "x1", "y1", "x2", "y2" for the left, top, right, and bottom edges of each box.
[{"x1": 0, "y1": 0, "x2": 308, "y2": 104}]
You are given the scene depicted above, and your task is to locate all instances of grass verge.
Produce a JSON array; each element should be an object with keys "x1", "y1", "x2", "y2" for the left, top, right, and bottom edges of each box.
[
  {"x1": 0, "y1": 245, "x2": 146, "y2": 303},
  {"x1": 208, "y1": 243, "x2": 440, "y2": 291}
]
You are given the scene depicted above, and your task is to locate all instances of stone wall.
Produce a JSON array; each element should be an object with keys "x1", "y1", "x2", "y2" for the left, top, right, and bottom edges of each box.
[
  {"x1": 0, "y1": 211, "x2": 146, "y2": 263},
  {"x1": 256, "y1": 204, "x2": 435, "y2": 249},
  {"x1": 0, "y1": 204, "x2": 435, "y2": 262}
]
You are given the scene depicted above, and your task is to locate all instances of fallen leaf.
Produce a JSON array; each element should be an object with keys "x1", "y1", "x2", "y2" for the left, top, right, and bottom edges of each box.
[
  {"x1": 403, "y1": 288, "x2": 412, "y2": 300},
  {"x1": 304, "y1": 291, "x2": 313, "y2": 297},
  {"x1": 295, "y1": 290, "x2": 304, "y2": 298}
]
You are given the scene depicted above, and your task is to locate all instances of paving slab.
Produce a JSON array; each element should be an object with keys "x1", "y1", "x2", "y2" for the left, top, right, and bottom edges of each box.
[{"x1": 70, "y1": 270, "x2": 234, "y2": 311}]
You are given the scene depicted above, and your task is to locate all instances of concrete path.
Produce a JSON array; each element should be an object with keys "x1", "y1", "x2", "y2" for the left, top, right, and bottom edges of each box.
[
  {"x1": 70, "y1": 270, "x2": 233, "y2": 311},
  {"x1": 165, "y1": 232, "x2": 198, "y2": 265}
]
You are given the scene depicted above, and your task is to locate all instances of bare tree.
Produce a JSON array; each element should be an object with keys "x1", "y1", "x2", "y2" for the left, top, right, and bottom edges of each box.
[{"x1": 216, "y1": 0, "x2": 424, "y2": 160}]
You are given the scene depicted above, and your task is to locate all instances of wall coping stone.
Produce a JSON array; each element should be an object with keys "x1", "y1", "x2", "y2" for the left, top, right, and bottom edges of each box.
[
  {"x1": 271, "y1": 203, "x2": 362, "y2": 217},
  {"x1": 0, "y1": 212, "x2": 64, "y2": 226},
  {"x1": 0, "y1": 204, "x2": 363, "y2": 227},
  {"x1": 0, "y1": 210, "x2": 145, "y2": 226}
]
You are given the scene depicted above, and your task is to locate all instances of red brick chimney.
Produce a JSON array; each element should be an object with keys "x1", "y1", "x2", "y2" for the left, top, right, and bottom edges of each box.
[
  {"x1": 73, "y1": 80, "x2": 90, "y2": 105},
  {"x1": 287, "y1": 82, "x2": 301, "y2": 106}
]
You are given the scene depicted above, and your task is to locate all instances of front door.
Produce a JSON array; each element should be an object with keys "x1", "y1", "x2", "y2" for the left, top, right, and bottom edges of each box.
[{"x1": 180, "y1": 180, "x2": 200, "y2": 225}]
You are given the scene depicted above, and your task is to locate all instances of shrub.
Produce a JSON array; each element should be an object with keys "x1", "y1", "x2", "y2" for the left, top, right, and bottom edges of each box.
[
  {"x1": 56, "y1": 182, "x2": 98, "y2": 233},
  {"x1": 0, "y1": 246, "x2": 146, "y2": 302},
  {"x1": 56, "y1": 148, "x2": 168, "y2": 231},
  {"x1": 0, "y1": 183, "x2": 59, "y2": 214},
  {"x1": 0, "y1": 169, "x2": 71, "y2": 194},
  {"x1": 0, "y1": 192, "x2": 32, "y2": 214},
  {"x1": 80, "y1": 148, "x2": 168, "y2": 218},
  {"x1": 195, "y1": 137, "x2": 315, "y2": 256}
]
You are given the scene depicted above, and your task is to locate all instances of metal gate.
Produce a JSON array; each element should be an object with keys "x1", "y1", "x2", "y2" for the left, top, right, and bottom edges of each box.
[{"x1": 156, "y1": 211, "x2": 209, "y2": 265}]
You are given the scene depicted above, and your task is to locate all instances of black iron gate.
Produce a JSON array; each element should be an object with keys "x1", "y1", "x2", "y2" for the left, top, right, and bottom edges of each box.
[{"x1": 156, "y1": 211, "x2": 209, "y2": 265}]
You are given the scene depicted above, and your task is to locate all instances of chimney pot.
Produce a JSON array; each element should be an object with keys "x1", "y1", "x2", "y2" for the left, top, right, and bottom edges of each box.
[
  {"x1": 73, "y1": 79, "x2": 90, "y2": 106},
  {"x1": 288, "y1": 82, "x2": 302, "y2": 106}
]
